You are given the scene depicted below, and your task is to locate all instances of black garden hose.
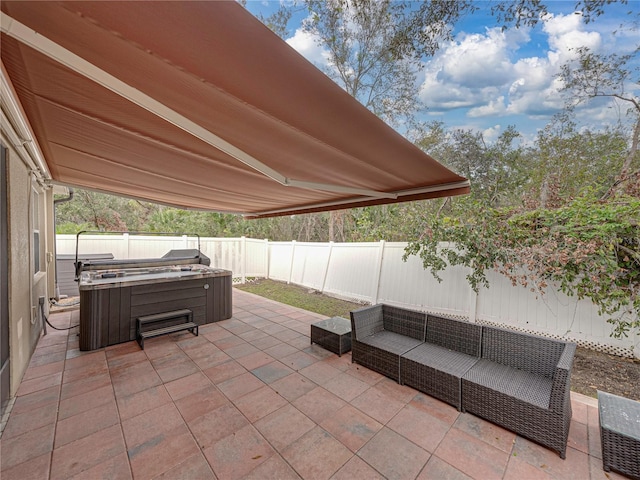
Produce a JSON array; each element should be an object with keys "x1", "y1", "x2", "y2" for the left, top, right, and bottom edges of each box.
[{"x1": 40, "y1": 301, "x2": 78, "y2": 332}]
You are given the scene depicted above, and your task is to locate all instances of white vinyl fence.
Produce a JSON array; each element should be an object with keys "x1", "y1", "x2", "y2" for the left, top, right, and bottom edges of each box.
[{"x1": 58, "y1": 234, "x2": 639, "y2": 358}]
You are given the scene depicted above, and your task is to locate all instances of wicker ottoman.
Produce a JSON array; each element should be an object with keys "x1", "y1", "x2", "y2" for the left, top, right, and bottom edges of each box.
[
  {"x1": 311, "y1": 317, "x2": 351, "y2": 356},
  {"x1": 598, "y1": 390, "x2": 640, "y2": 480}
]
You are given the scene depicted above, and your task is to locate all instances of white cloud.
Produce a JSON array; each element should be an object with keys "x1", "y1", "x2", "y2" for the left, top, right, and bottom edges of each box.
[
  {"x1": 482, "y1": 124, "x2": 502, "y2": 142},
  {"x1": 286, "y1": 27, "x2": 330, "y2": 67},
  {"x1": 543, "y1": 12, "x2": 602, "y2": 63},
  {"x1": 419, "y1": 12, "x2": 608, "y2": 124},
  {"x1": 468, "y1": 96, "x2": 507, "y2": 117},
  {"x1": 419, "y1": 26, "x2": 528, "y2": 112},
  {"x1": 437, "y1": 29, "x2": 518, "y2": 88}
]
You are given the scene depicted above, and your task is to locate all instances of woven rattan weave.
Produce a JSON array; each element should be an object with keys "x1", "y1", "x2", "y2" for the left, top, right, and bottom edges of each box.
[
  {"x1": 598, "y1": 390, "x2": 640, "y2": 480},
  {"x1": 350, "y1": 304, "x2": 576, "y2": 459}
]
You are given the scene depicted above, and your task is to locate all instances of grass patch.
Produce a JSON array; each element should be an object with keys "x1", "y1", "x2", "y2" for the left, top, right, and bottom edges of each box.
[{"x1": 235, "y1": 278, "x2": 364, "y2": 318}]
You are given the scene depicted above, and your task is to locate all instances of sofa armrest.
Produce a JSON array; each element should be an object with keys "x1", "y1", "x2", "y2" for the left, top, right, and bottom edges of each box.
[
  {"x1": 549, "y1": 342, "x2": 576, "y2": 413},
  {"x1": 350, "y1": 304, "x2": 384, "y2": 341}
]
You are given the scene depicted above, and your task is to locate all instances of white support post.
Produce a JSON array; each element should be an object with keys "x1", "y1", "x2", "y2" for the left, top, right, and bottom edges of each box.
[
  {"x1": 633, "y1": 320, "x2": 640, "y2": 360},
  {"x1": 182, "y1": 234, "x2": 188, "y2": 249},
  {"x1": 371, "y1": 240, "x2": 385, "y2": 304},
  {"x1": 288, "y1": 240, "x2": 296, "y2": 284},
  {"x1": 123, "y1": 232, "x2": 129, "y2": 259},
  {"x1": 468, "y1": 285, "x2": 478, "y2": 323},
  {"x1": 241, "y1": 236, "x2": 247, "y2": 284},
  {"x1": 264, "y1": 239, "x2": 269, "y2": 279},
  {"x1": 320, "y1": 241, "x2": 334, "y2": 294}
]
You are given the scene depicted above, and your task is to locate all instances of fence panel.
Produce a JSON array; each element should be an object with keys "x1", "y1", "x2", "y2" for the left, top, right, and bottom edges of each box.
[
  {"x1": 289, "y1": 243, "x2": 332, "y2": 291},
  {"x1": 202, "y1": 238, "x2": 242, "y2": 272},
  {"x1": 323, "y1": 243, "x2": 382, "y2": 302},
  {"x1": 57, "y1": 234, "x2": 129, "y2": 258},
  {"x1": 126, "y1": 236, "x2": 190, "y2": 259},
  {"x1": 477, "y1": 269, "x2": 635, "y2": 356},
  {"x1": 244, "y1": 238, "x2": 269, "y2": 278},
  {"x1": 268, "y1": 242, "x2": 295, "y2": 282},
  {"x1": 377, "y1": 243, "x2": 472, "y2": 318}
]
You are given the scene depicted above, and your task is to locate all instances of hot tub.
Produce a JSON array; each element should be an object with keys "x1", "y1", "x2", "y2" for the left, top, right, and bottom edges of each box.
[{"x1": 78, "y1": 262, "x2": 232, "y2": 351}]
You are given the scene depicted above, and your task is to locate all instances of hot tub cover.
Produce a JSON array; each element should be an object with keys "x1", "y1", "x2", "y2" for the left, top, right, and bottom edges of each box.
[{"x1": 1, "y1": 1, "x2": 469, "y2": 217}]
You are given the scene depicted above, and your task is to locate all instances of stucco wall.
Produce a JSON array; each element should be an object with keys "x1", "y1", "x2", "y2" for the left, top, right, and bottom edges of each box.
[{"x1": 6, "y1": 142, "x2": 50, "y2": 395}]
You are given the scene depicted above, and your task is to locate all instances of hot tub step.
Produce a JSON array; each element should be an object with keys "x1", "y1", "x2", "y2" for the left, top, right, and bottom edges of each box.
[{"x1": 136, "y1": 309, "x2": 198, "y2": 349}]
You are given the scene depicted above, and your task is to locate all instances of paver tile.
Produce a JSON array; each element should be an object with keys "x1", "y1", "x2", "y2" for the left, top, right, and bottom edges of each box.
[
  {"x1": 323, "y1": 372, "x2": 370, "y2": 402},
  {"x1": 299, "y1": 361, "x2": 342, "y2": 385},
  {"x1": 234, "y1": 385, "x2": 288, "y2": 422},
  {"x1": 351, "y1": 384, "x2": 406, "y2": 424},
  {"x1": 22, "y1": 360, "x2": 65, "y2": 381},
  {"x1": 60, "y1": 372, "x2": 111, "y2": 400},
  {"x1": 264, "y1": 342, "x2": 299, "y2": 359},
  {"x1": 254, "y1": 404, "x2": 316, "y2": 451},
  {"x1": 10, "y1": 385, "x2": 60, "y2": 415},
  {"x1": 16, "y1": 372, "x2": 63, "y2": 396},
  {"x1": 252, "y1": 360, "x2": 295, "y2": 384},
  {"x1": 241, "y1": 454, "x2": 301, "y2": 480},
  {"x1": 320, "y1": 404, "x2": 383, "y2": 453},
  {"x1": 67, "y1": 452, "x2": 132, "y2": 480},
  {"x1": 220, "y1": 342, "x2": 261, "y2": 360},
  {"x1": 293, "y1": 386, "x2": 347, "y2": 424},
  {"x1": 509, "y1": 436, "x2": 590, "y2": 480},
  {"x1": 281, "y1": 350, "x2": 318, "y2": 371},
  {"x1": 190, "y1": 403, "x2": 250, "y2": 450},
  {"x1": 434, "y1": 427, "x2": 510, "y2": 480},
  {"x1": 49, "y1": 424, "x2": 126, "y2": 480},
  {"x1": 203, "y1": 359, "x2": 246, "y2": 384},
  {"x1": 58, "y1": 384, "x2": 114, "y2": 420},
  {"x1": 0, "y1": 452, "x2": 51, "y2": 480},
  {"x1": 0, "y1": 424, "x2": 55, "y2": 471},
  {"x1": 152, "y1": 453, "x2": 215, "y2": 480},
  {"x1": 204, "y1": 425, "x2": 276, "y2": 480},
  {"x1": 128, "y1": 427, "x2": 200, "y2": 480},
  {"x1": 174, "y1": 388, "x2": 229, "y2": 426},
  {"x1": 121, "y1": 402, "x2": 185, "y2": 448},
  {"x1": 1, "y1": 403, "x2": 58, "y2": 439},
  {"x1": 55, "y1": 398, "x2": 120, "y2": 448},
  {"x1": 331, "y1": 455, "x2": 386, "y2": 480},
  {"x1": 236, "y1": 350, "x2": 275, "y2": 370},
  {"x1": 281, "y1": 426, "x2": 352, "y2": 480},
  {"x1": 357, "y1": 427, "x2": 430, "y2": 480},
  {"x1": 270, "y1": 372, "x2": 318, "y2": 402},
  {"x1": 388, "y1": 404, "x2": 450, "y2": 453},
  {"x1": 164, "y1": 371, "x2": 213, "y2": 401},
  {"x1": 409, "y1": 392, "x2": 460, "y2": 426},
  {"x1": 567, "y1": 419, "x2": 589, "y2": 454},
  {"x1": 417, "y1": 456, "x2": 472, "y2": 480},
  {"x1": 116, "y1": 384, "x2": 172, "y2": 421},
  {"x1": 452, "y1": 413, "x2": 516, "y2": 453},
  {"x1": 218, "y1": 371, "x2": 264, "y2": 400}
]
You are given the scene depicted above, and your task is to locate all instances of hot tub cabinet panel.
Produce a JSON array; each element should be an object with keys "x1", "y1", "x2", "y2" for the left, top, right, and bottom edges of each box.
[{"x1": 80, "y1": 273, "x2": 232, "y2": 351}]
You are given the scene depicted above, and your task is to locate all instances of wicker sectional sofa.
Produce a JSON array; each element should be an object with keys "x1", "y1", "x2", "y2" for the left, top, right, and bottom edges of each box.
[{"x1": 350, "y1": 304, "x2": 576, "y2": 458}]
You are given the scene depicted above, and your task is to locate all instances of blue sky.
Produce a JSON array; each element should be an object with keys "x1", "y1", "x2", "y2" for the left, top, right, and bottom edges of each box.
[{"x1": 244, "y1": 1, "x2": 639, "y2": 144}]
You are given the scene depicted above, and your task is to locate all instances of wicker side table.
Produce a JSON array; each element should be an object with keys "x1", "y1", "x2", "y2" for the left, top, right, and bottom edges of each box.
[
  {"x1": 598, "y1": 390, "x2": 640, "y2": 480},
  {"x1": 311, "y1": 317, "x2": 352, "y2": 356}
]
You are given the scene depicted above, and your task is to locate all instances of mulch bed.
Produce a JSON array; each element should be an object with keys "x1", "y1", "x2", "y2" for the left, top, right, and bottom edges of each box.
[{"x1": 571, "y1": 347, "x2": 640, "y2": 401}]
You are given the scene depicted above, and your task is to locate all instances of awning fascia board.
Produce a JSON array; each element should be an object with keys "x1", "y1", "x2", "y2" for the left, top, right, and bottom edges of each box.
[
  {"x1": 247, "y1": 179, "x2": 471, "y2": 218},
  {"x1": 1, "y1": 13, "x2": 398, "y2": 202}
]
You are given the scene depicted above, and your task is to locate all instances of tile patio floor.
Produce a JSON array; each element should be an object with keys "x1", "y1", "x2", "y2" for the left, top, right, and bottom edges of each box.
[{"x1": 0, "y1": 289, "x2": 629, "y2": 480}]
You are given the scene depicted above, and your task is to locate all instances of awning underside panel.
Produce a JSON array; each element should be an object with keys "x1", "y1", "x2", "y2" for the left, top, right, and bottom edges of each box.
[{"x1": 1, "y1": 1, "x2": 469, "y2": 217}]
